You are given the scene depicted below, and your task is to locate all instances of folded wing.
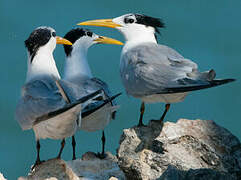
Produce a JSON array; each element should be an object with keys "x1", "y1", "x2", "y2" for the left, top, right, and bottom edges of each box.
[
  {"x1": 121, "y1": 43, "x2": 235, "y2": 97},
  {"x1": 15, "y1": 76, "x2": 88, "y2": 130}
]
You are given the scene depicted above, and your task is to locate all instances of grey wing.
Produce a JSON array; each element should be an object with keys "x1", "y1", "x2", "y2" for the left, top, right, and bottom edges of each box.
[
  {"x1": 15, "y1": 77, "x2": 68, "y2": 130},
  {"x1": 65, "y1": 76, "x2": 107, "y2": 105},
  {"x1": 90, "y1": 78, "x2": 113, "y2": 99},
  {"x1": 58, "y1": 79, "x2": 87, "y2": 102},
  {"x1": 69, "y1": 76, "x2": 119, "y2": 118},
  {"x1": 64, "y1": 76, "x2": 100, "y2": 98},
  {"x1": 88, "y1": 78, "x2": 119, "y2": 119},
  {"x1": 120, "y1": 43, "x2": 216, "y2": 97},
  {"x1": 68, "y1": 76, "x2": 114, "y2": 101},
  {"x1": 66, "y1": 75, "x2": 119, "y2": 118}
]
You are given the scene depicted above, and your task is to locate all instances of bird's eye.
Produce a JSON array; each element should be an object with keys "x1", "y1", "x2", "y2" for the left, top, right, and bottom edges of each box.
[
  {"x1": 124, "y1": 18, "x2": 135, "y2": 24},
  {"x1": 52, "y1": 32, "x2": 56, "y2": 37},
  {"x1": 86, "y1": 32, "x2": 92, "y2": 37},
  {"x1": 129, "y1": 19, "x2": 134, "y2": 23}
]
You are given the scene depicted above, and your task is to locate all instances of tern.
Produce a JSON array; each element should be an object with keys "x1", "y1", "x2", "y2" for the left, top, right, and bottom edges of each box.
[
  {"x1": 78, "y1": 13, "x2": 235, "y2": 126},
  {"x1": 15, "y1": 26, "x2": 103, "y2": 168},
  {"x1": 63, "y1": 28, "x2": 122, "y2": 158}
]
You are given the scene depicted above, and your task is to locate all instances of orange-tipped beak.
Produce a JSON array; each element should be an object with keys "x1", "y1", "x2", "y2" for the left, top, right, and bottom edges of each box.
[
  {"x1": 56, "y1": 36, "x2": 72, "y2": 45},
  {"x1": 94, "y1": 36, "x2": 123, "y2": 45}
]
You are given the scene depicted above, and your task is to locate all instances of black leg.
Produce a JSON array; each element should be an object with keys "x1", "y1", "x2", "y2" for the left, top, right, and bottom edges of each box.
[
  {"x1": 101, "y1": 131, "x2": 106, "y2": 157},
  {"x1": 36, "y1": 140, "x2": 41, "y2": 163},
  {"x1": 96, "y1": 131, "x2": 107, "y2": 159},
  {"x1": 31, "y1": 140, "x2": 42, "y2": 170},
  {"x1": 72, "y1": 136, "x2": 76, "y2": 160},
  {"x1": 138, "y1": 102, "x2": 145, "y2": 127},
  {"x1": 160, "y1": 104, "x2": 170, "y2": 123},
  {"x1": 57, "y1": 139, "x2": 65, "y2": 159}
]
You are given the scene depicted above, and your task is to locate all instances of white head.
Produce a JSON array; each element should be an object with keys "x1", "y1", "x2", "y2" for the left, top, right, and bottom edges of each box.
[
  {"x1": 78, "y1": 13, "x2": 165, "y2": 43},
  {"x1": 63, "y1": 28, "x2": 123, "y2": 57},
  {"x1": 24, "y1": 26, "x2": 72, "y2": 82},
  {"x1": 62, "y1": 28, "x2": 123, "y2": 79},
  {"x1": 25, "y1": 26, "x2": 56, "y2": 62}
]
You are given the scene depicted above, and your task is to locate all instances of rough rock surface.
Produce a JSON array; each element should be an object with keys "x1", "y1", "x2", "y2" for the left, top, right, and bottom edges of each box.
[
  {"x1": 18, "y1": 152, "x2": 125, "y2": 180},
  {"x1": 17, "y1": 119, "x2": 241, "y2": 180},
  {"x1": 117, "y1": 119, "x2": 241, "y2": 180}
]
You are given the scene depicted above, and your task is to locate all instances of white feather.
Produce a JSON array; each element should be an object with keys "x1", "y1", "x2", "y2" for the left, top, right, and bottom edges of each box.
[{"x1": 26, "y1": 37, "x2": 60, "y2": 83}]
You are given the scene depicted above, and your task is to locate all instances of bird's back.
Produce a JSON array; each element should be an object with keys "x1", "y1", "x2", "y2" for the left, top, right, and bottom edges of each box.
[{"x1": 120, "y1": 42, "x2": 227, "y2": 98}]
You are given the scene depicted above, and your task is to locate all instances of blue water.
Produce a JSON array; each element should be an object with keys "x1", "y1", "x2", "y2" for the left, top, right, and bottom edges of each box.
[{"x1": 0, "y1": 0, "x2": 241, "y2": 179}]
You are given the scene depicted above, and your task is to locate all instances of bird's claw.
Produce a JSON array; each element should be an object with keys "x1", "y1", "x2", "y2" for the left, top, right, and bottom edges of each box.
[
  {"x1": 31, "y1": 159, "x2": 45, "y2": 171},
  {"x1": 96, "y1": 152, "x2": 107, "y2": 159}
]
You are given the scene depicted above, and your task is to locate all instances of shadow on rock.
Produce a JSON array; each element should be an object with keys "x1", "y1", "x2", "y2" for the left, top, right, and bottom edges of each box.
[
  {"x1": 134, "y1": 120, "x2": 165, "y2": 153},
  {"x1": 159, "y1": 165, "x2": 235, "y2": 180},
  {"x1": 18, "y1": 152, "x2": 126, "y2": 180},
  {"x1": 117, "y1": 119, "x2": 241, "y2": 180}
]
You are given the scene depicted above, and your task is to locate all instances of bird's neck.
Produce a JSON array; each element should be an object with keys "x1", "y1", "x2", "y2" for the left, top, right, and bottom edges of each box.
[
  {"x1": 26, "y1": 48, "x2": 60, "y2": 83},
  {"x1": 63, "y1": 47, "x2": 93, "y2": 80},
  {"x1": 122, "y1": 31, "x2": 157, "y2": 53}
]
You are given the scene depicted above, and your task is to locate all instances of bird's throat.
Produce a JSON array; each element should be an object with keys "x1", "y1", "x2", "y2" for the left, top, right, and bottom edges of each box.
[
  {"x1": 63, "y1": 48, "x2": 93, "y2": 80},
  {"x1": 26, "y1": 50, "x2": 60, "y2": 83},
  {"x1": 122, "y1": 33, "x2": 157, "y2": 54}
]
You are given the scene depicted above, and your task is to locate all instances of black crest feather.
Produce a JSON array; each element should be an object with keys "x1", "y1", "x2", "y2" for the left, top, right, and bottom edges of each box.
[
  {"x1": 63, "y1": 28, "x2": 93, "y2": 56},
  {"x1": 25, "y1": 27, "x2": 52, "y2": 62},
  {"x1": 134, "y1": 14, "x2": 165, "y2": 34}
]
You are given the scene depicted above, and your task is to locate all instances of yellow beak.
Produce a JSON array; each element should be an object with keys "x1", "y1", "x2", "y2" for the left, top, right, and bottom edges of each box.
[
  {"x1": 94, "y1": 36, "x2": 123, "y2": 45},
  {"x1": 77, "y1": 19, "x2": 121, "y2": 28},
  {"x1": 56, "y1": 36, "x2": 72, "y2": 45}
]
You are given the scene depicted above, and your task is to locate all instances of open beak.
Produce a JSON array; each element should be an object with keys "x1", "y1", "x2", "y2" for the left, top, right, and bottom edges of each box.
[
  {"x1": 56, "y1": 36, "x2": 72, "y2": 45},
  {"x1": 77, "y1": 19, "x2": 121, "y2": 28},
  {"x1": 94, "y1": 36, "x2": 123, "y2": 45}
]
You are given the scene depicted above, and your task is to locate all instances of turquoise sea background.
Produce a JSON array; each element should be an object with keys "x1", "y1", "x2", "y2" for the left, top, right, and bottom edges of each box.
[{"x1": 0, "y1": 0, "x2": 240, "y2": 179}]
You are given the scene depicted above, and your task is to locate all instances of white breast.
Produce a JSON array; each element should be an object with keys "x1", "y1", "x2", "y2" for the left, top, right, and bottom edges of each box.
[{"x1": 140, "y1": 92, "x2": 188, "y2": 104}]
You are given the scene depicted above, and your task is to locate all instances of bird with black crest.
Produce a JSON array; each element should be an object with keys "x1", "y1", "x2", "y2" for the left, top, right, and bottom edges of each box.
[
  {"x1": 15, "y1": 26, "x2": 103, "y2": 169},
  {"x1": 62, "y1": 28, "x2": 122, "y2": 159},
  {"x1": 77, "y1": 13, "x2": 235, "y2": 126}
]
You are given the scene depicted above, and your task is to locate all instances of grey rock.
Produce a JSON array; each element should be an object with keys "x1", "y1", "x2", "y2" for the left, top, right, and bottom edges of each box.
[
  {"x1": 18, "y1": 152, "x2": 125, "y2": 180},
  {"x1": 67, "y1": 152, "x2": 125, "y2": 180},
  {"x1": 117, "y1": 119, "x2": 241, "y2": 180},
  {"x1": 159, "y1": 165, "x2": 233, "y2": 180},
  {"x1": 18, "y1": 158, "x2": 79, "y2": 180}
]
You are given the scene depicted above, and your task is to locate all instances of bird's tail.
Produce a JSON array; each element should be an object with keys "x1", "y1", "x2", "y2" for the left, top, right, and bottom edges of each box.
[
  {"x1": 163, "y1": 78, "x2": 236, "y2": 94},
  {"x1": 209, "y1": 79, "x2": 236, "y2": 86}
]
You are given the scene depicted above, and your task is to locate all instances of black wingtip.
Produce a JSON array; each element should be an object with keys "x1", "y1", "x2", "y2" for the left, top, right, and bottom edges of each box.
[
  {"x1": 109, "y1": 92, "x2": 122, "y2": 101},
  {"x1": 211, "y1": 78, "x2": 236, "y2": 85},
  {"x1": 81, "y1": 92, "x2": 122, "y2": 118},
  {"x1": 77, "y1": 89, "x2": 103, "y2": 103},
  {"x1": 35, "y1": 100, "x2": 82, "y2": 125},
  {"x1": 157, "y1": 78, "x2": 236, "y2": 94},
  {"x1": 35, "y1": 89, "x2": 104, "y2": 124}
]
